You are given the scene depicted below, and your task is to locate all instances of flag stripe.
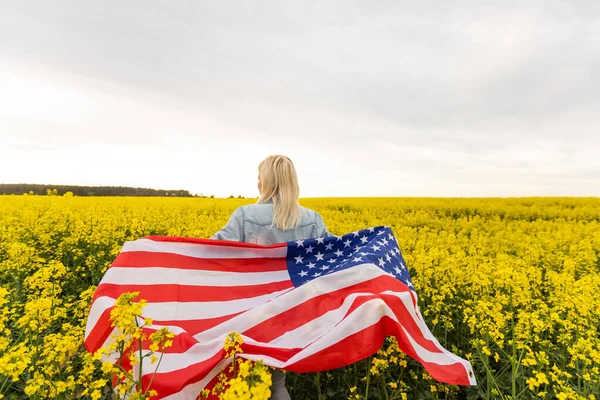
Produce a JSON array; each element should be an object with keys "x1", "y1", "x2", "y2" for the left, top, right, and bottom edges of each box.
[
  {"x1": 112, "y1": 251, "x2": 288, "y2": 272},
  {"x1": 122, "y1": 238, "x2": 287, "y2": 259},
  {"x1": 148, "y1": 314, "x2": 244, "y2": 337},
  {"x1": 101, "y1": 266, "x2": 291, "y2": 287},
  {"x1": 93, "y1": 281, "x2": 294, "y2": 303}
]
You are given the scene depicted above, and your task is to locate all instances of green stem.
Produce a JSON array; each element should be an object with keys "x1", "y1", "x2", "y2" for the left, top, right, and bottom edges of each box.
[
  {"x1": 137, "y1": 321, "x2": 144, "y2": 395},
  {"x1": 144, "y1": 349, "x2": 166, "y2": 395},
  {"x1": 475, "y1": 345, "x2": 504, "y2": 400},
  {"x1": 382, "y1": 377, "x2": 389, "y2": 400},
  {"x1": 365, "y1": 357, "x2": 372, "y2": 399},
  {"x1": 0, "y1": 375, "x2": 11, "y2": 395}
]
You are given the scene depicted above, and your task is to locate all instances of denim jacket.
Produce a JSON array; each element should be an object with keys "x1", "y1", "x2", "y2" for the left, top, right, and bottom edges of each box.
[{"x1": 211, "y1": 201, "x2": 330, "y2": 245}]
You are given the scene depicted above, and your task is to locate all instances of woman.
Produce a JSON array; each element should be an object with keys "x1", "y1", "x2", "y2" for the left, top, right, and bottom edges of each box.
[{"x1": 211, "y1": 154, "x2": 331, "y2": 400}]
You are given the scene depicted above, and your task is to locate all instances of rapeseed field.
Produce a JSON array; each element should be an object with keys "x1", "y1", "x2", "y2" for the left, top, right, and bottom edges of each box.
[{"x1": 0, "y1": 196, "x2": 598, "y2": 399}]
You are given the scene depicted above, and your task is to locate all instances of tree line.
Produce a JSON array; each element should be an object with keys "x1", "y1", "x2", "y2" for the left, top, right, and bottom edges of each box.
[{"x1": 0, "y1": 184, "x2": 195, "y2": 197}]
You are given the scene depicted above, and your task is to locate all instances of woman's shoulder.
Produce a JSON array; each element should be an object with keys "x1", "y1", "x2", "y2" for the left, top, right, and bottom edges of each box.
[
  {"x1": 298, "y1": 205, "x2": 325, "y2": 225},
  {"x1": 235, "y1": 203, "x2": 322, "y2": 226},
  {"x1": 236, "y1": 203, "x2": 273, "y2": 225}
]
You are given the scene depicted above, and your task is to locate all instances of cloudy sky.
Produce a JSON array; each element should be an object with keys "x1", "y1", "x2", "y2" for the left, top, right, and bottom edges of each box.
[{"x1": 1, "y1": 1, "x2": 599, "y2": 197}]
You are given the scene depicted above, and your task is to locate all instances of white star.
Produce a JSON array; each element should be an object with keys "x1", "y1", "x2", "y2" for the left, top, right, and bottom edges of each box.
[
  {"x1": 307, "y1": 262, "x2": 317, "y2": 269},
  {"x1": 334, "y1": 249, "x2": 344, "y2": 257},
  {"x1": 407, "y1": 281, "x2": 413, "y2": 288},
  {"x1": 353, "y1": 256, "x2": 363, "y2": 262},
  {"x1": 294, "y1": 255, "x2": 304, "y2": 264},
  {"x1": 394, "y1": 266, "x2": 402, "y2": 275},
  {"x1": 352, "y1": 231, "x2": 360, "y2": 237},
  {"x1": 354, "y1": 245, "x2": 361, "y2": 252},
  {"x1": 343, "y1": 239, "x2": 352, "y2": 248},
  {"x1": 377, "y1": 230, "x2": 385, "y2": 235},
  {"x1": 327, "y1": 258, "x2": 336, "y2": 264},
  {"x1": 320, "y1": 265, "x2": 329, "y2": 271},
  {"x1": 313, "y1": 272, "x2": 322, "y2": 278},
  {"x1": 382, "y1": 238, "x2": 389, "y2": 246},
  {"x1": 368, "y1": 227, "x2": 375, "y2": 233},
  {"x1": 305, "y1": 245, "x2": 314, "y2": 254},
  {"x1": 325, "y1": 243, "x2": 334, "y2": 250},
  {"x1": 372, "y1": 245, "x2": 381, "y2": 252},
  {"x1": 299, "y1": 270, "x2": 308, "y2": 277},
  {"x1": 315, "y1": 252, "x2": 324, "y2": 261},
  {"x1": 360, "y1": 252, "x2": 369, "y2": 256},
  {"x1": 360, "y1": 236, "x2": 368, "y2": 244},
  {"x1": 400, "y1": 262, "x2": 406, "y2": 270},
  {"x1": 316, "y1": 237, "x2": 325, "y2": 244},
  {"x1": 388, "y1": 234, "x2": 395, "y2": 241},
  {"x1": 296, "y1": 240, "x2": 304, "y2": 247},
  {"x1": 385, "y1": 254, "x2": 392, "y2": 262},
  {"x1": 378, "y1": 258, "x2": 385, "y2": 267}
]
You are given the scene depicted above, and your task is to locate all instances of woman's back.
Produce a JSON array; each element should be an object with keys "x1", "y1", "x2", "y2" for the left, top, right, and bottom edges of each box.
[
  {"x1": 211, "y1": 201, "x2": 330, "y2": 245},
  {"x1": 210, "y1": 155, "x2": 329, "y2": 400}
]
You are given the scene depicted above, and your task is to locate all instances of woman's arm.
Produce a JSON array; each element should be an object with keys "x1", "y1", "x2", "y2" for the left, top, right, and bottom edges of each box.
[{"x1": 211, "y1": 207, "x2": 244, "y2": 241}]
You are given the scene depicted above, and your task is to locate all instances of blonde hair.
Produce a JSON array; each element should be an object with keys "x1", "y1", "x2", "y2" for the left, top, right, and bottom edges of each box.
[{"x1": 257, "y1": 155, "x2": 301, "y2": 231}]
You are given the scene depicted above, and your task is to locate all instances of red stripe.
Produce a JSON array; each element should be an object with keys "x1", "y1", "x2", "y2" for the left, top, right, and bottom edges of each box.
[
  {"x1": 145, "y1": 235, "x2": 287, "y2": 249},
  {"x1": 112, "y1": 251, "x2": 288, "y2": 272},
  {"x1": 150, "y1": 313, "x2": 243, "y2": 337},
  {"x1": 94, "y1": 280, "x2": 293, "y2": 303}
]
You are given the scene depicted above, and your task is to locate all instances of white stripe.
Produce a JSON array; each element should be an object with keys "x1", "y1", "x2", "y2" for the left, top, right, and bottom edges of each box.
[
  {"x1": 101, "y1": 266, "x2": 290, "y2": 286},
  {"x1": 193, "y1": 263, "x2": 391, "y2": 342},
  {"x1": 122, "y1": 238, "x2": 287, "y2": 259},
  {"x1": 141, "y1": 288, "x2": 292, "y2": 320}
]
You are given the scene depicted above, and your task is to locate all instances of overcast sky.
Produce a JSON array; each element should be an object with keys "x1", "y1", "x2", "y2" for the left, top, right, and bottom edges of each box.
[{"x1": 1, "y1": 1, "x2": 599, "y2": 197}]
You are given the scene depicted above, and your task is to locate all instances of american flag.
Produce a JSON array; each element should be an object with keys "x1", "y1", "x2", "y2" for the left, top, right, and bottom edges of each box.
[{"x1": 84, "y1": 226, "x2": 476, "y2": 399}]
